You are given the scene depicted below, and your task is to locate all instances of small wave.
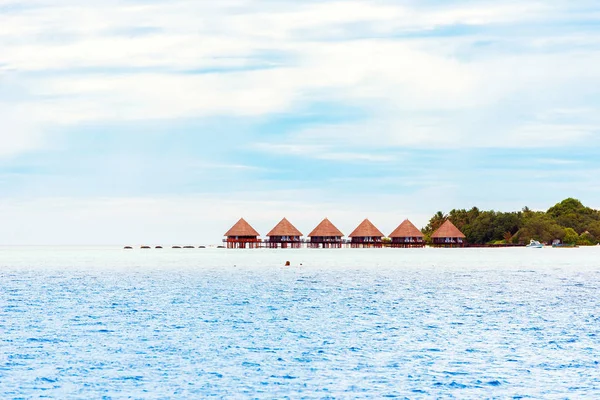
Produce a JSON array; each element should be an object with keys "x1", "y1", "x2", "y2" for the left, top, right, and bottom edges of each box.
[
  {"x1": 443, "y1": 371, "x2": 469, "y2": 376},
  {"x1": 115, "y1": 376, "x2": 144, "y2": 381},
  {"x1": 270, "y1": 375, "x2": 297, "y2": 380},
  {"x1": 242, "y1": 362, "x2": 261, "y2": 368},
  {"x1": 27, "y1": 337, "x2": 61, "y2": 343},
  {"x1": 36, "y1": 377, "x2": 57, "y2": 383}
]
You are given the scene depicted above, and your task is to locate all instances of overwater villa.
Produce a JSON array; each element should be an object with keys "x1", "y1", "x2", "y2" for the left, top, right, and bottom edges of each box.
[
  {"x1": 308, "y1": 218, "x2": 344, "y2": 248},
  {"x1": 349, "y1": 219, "x2": 384, "y2": 248},
  {"x1": 389, "y1": 219, "x2": 425, "y2": 248},
  {"x1": 221, "y1": 216, "x2": 471, "y2": 249},
  {"x1": 266, "y1": 218, "x2": 303, "y2": 248},
  {"x1": 223, "y1": 218, "x2": 261, "y2": 249},
  {"x1": 431, "y1": 220, "x2": 466, "y2": 247}
]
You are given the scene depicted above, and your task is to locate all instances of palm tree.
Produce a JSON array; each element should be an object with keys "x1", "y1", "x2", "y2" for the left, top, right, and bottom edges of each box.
[{"x1": 423, "y1": 211, "x2": 447, "y2": 234}]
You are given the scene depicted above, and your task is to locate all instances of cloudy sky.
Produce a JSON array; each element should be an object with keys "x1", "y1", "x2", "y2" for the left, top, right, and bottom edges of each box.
[{"x1": 1, "y1": 0, "x2": 599, "y2": 244}]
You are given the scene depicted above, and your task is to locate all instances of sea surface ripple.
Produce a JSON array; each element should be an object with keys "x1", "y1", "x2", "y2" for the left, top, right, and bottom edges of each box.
[{"x1": 1, "y1": 247, "x2": 599, "y2": 398}]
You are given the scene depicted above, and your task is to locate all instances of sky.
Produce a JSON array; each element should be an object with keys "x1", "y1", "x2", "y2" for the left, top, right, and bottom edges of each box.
[{"x1": 1, "y1": 0, "x2": 600, "y2": 245}]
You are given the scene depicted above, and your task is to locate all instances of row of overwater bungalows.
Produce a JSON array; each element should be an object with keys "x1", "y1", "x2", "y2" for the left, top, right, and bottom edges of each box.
[{"x1": 224, "y1": 218, "x2": 466, "y2": 249}]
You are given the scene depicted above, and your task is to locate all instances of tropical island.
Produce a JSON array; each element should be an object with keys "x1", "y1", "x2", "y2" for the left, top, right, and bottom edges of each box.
[
  {"x1": 421, "y1": 198, "x2": 600, "y2": 246},
  {"x1": 217, "y1": 198, "x2": 600, "y2": 249}
]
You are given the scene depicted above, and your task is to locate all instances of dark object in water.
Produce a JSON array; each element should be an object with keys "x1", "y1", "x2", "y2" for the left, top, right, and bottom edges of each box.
[
  {"x1": 155, "y1": 246, "x2": 163, "y2": 249},
  {"x1": 183, "y1": 246, "x2": 195, "y2": 249},
  {"x1": 124, "y1": 246, "x2": 133, "y2": 249},
  {"x1": 141, "y1": 246, "x2": 151, "y2": 249},
  {"x1": 172, "y1": 246, "x2": 182, "y2": 249},
  {"x1": 552, "y1": 242, "x2": 579, "y2": 248},
  {"x1": 285, "y1": 261, "x2": 291, "y2": 266}
]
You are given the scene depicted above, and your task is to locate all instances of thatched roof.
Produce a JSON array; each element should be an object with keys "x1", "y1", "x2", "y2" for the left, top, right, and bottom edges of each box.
[
  {"x1": 349, "y1": 219, "x2": 384, "y2": 238},
  {"x1": 432, "y1": 220, "x2": 465, "y2": 238},
  {"x1": 224, "y1": 218, "x2": 260, "y2": 237},
  {"x1": 267, "y1": 218, "x2": 303, "y2": 237},
  {"x1": 308, "y1": 218, "x2": 344, "y2": 237},
  {"x1": 389, "y1": 219, "x2": 424, "y2": 238}
]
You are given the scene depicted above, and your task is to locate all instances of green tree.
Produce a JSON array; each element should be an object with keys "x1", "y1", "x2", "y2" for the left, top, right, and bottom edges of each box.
[
  {"x1": 423, "y1": 233, "x2": 433, "y2": 245},
  {"x1": 547, "y1": 198, "x2": 600, "y2": 233},
  {"x1": 467, "y1": 211, "x2": 496, "y2": 243},
  {"x1": 466, "y1": 211, "x2": 522, "y2": 244},
  {"x1": 588, "y1": 221, "x2": 600, "y2": 241},
  {"x1": 515, "y1": 213, "x2": 564, "y2": 244},
  {"x1": 421, "y1": 198, "x2": 600, "y2": 246},
  {"x1": 563, "y1": 228, "x2": 579, "y2": 245},
  {"x1": 578, "y1": 232, "x2": 595, "y2": 246},
  {"x1": 448, "y1": 207, "x2": 480, "y2": 230},
  {"x1": 422, "y1": 211, "x2": 447, "y2": 235}
]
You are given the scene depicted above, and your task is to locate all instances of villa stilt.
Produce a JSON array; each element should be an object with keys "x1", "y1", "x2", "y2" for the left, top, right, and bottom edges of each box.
[
  {"x1": 389, "y1": 219, "x2": 425, "y2": 248},
  {"x1": 349, "y1": 219, "x2": 384, "y2": 248},
  {"x1": 224, "y1": 218, "x2": 261, "y2": 249},
  {"x1": 308, "y1": 218, "x2": 344, "y2": 248},
  {"x1": 266, "y1": 218, "x2": 303, "y2": 248},
  {"x1": 431, "y1": 220, "x2": 466, "y2": 247}
]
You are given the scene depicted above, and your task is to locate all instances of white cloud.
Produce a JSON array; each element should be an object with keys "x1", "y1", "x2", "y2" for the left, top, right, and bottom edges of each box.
[
  {"x1": 0, "y1": 0, "x2": 599, "y2": 159},
  {"x1": 0, "y1": 104, "x2": 45, "y2": 158},
  {"x1": 254, "y1": 143, "x2": 395, "y2": 162},
  {"x1": 2, "y1": 0, "x2": 600, "y2": 245}
]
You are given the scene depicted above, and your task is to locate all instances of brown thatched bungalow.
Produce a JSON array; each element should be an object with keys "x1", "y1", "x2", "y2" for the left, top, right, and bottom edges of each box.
[
  {"x1": 224, "y1": 218, "x2": 261, "y2": 249},
  {"x1": 308, "y1": 218, "x2": 344, "y2": 248},
  {"x1": 431, "y1": 220, "x2": 466, "y2": 247},
  {"x1": 349, "y1": 219, "x2": 384, "y2": 248},
  {"x1": 266, "y1": 218, "x2": 303, "y2": 248},
  {"x1": 389, "y1": 219, "x2": 425, "y2": 248}
]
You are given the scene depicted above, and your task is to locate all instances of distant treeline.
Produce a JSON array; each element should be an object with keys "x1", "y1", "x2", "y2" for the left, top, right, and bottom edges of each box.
[{"x1": 422, "y1": 198, "x2": 600, "y2": 245}]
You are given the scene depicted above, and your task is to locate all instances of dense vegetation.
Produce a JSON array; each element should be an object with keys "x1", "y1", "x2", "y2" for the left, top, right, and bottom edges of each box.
[{"x1": 422, "y1": 198, "x2": 600, "y2": 245}]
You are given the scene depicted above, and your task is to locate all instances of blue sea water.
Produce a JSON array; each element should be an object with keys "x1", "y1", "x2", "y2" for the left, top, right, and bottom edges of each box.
[{"x1": 1, "y1": 247, "x2": 599, "y2": 398}]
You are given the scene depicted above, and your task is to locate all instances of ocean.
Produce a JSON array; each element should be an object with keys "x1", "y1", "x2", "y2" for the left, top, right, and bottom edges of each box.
[{"x1": 1, "y1": 246, "x2": 599, "y2": 398}]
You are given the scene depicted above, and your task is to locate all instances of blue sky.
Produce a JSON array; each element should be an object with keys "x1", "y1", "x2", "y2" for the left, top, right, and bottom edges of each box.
[{"x1": 1, "y1": 0, "x2": 600, "y2": 244}]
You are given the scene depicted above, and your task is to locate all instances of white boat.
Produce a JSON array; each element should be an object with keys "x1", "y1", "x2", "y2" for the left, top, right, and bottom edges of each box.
[{"x1": 526, "y1": 239, "x2": 544, "y2": 248}]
